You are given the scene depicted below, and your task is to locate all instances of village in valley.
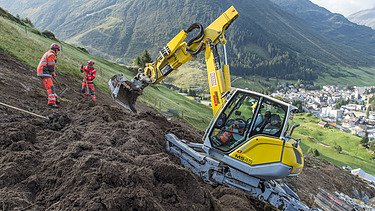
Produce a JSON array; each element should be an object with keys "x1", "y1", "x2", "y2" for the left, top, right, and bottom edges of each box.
[{"x1": 271, "y1": 84, "x2": 375, "y2": 140}]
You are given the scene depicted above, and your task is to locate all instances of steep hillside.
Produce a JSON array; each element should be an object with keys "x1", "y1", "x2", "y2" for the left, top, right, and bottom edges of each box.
[
  {"x1": 1, "y1": 8, "x2": 375, "y2": 210},
  {"x1": 1, "y1": 0, "x2": 375, "y2": 82},
  {"x1": 3, "y1": 47, "x2": 374, "y2": 210},
  {"x1": 270, "y1": 0, "x2": 375, "y2": 62},
  {"x1": 348, "y1": 8, "x2": 375, "y2": 30},
  {"x1": 0, "y1": 11, "x2": 212, "y2": 130},
  {"x1": 0, "y1": 49, "x2": 268, "y2": 211}
]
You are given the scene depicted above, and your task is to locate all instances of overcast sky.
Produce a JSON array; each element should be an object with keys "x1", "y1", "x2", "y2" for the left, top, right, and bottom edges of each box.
[{"x1": 310, "y1": 0, "x2": 375, "y2": 16}]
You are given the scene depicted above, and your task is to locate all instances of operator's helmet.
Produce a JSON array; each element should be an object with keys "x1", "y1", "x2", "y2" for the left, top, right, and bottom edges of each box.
[
  {"x1": 50, "y1": 43, "x2": 61, "y2": 51},
  {"x1": 270, "y1": 114, "x2": 282, "y2": 127},
  {"x1": 87, "y1": 60, "x2": 95, "y2": 67}
]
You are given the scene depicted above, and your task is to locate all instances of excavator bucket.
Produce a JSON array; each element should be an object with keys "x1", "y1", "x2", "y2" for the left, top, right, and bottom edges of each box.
[{"x1": 108, "y1": 74, "x2": 142, "y2": 112}]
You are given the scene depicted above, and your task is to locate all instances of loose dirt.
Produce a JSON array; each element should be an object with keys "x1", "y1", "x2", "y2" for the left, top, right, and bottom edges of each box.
[{"x1": 0, "y1": 51, "x2": 374, "y2": 210}]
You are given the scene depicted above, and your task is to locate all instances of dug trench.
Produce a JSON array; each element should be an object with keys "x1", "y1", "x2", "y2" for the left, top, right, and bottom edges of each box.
[{"x1": 0, "y1": 51, "x2": 374, "y2": 210}]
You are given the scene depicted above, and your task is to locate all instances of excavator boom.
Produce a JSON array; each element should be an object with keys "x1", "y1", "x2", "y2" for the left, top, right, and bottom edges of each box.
[
  {"x1": 108, "y1": 6, "x2": 238, "y2": 113},
  {"x1": 108, "y1": 6, "x2": 310, "y2": 211}
]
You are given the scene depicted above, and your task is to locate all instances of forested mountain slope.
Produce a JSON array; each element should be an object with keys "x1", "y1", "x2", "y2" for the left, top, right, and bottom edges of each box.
[{"x1": 1, "y1": 0, "x2": 375, "y2": 81}]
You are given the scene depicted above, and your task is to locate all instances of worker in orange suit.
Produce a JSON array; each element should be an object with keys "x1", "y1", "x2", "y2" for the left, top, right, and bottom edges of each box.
[
  {"x1": 37, "y1": 43, "x2": 60, "y2": 108},
  {"x1": 80, "y1": 60, "x2": 97, "y2": 102}
]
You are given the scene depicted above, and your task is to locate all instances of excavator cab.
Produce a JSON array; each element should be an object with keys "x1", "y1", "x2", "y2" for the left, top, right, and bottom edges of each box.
[
  {"x1": 204, "y1": 89, "x2": 303, "y2": 180},
  {"x1": 166, "y1": 89, "x2": 308, "y2": 210}
]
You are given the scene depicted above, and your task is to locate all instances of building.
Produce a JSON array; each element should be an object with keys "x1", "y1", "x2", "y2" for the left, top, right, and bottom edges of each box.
[
  {"x1": 321, "y1": 106, "x2": 344, "y2": 119},
  {"x1": 318, "y1": 121, "x2": 328, "y2": 128}
]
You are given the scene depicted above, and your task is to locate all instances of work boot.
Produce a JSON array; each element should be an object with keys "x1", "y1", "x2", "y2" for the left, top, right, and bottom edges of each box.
[{"x1": 48, "y1": 104, "x2": 59, "y2": 108}]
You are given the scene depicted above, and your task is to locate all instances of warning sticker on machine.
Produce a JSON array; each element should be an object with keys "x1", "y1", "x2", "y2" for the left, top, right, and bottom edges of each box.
[{"x1": 210, "y1": 72, "x2": 217, "y2": 87}]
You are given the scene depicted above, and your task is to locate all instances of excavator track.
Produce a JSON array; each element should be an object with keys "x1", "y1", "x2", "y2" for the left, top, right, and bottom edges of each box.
[{"x1": 165, "y1": 133, "x2": 311, "y2": 211}]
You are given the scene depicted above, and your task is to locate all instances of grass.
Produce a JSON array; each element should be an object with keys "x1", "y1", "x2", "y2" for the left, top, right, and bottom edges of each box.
[
  {"x1": 293, "y1": 113, "x2": 375, "y2": 175},
  {"x1": 140, "y1": 85, "x2": 211, "y2": 129},
  {"x1": 168, "y1": 62, "x2": 279, "y2": 94},
  {"x1": 1, "y1": 16, "x2": 374, "y2": 174},
  {"x1": 0, "y1": 16, "x2": 212, "y2": 131},
  {"x1": 316, "y1": 65, "x2": 375, "y2": 86},
  {"x1": 170, "y1": 62, "x2": 375, "y2": 96},
  {"x1": 164, "y1": 61, "x2": 210, "y2": 92}
]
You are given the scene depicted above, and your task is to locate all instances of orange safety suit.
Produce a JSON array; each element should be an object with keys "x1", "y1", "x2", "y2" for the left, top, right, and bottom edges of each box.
[
  {"x1": 218, "y1": 127, "x2": 234, "y2": 143},
  {"x1": 37, "y1": 50, "x2": 58, "y2": 105},
  {"x1": 81, "y1": 65, "x2": 97, "y2": 102}
]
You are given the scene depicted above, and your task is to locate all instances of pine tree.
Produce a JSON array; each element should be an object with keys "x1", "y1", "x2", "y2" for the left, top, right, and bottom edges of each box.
[
  {"x1": 141, "y1": 50, "x2": 152, "y2": 66},
  {"x1": 361, "y1": 133, "x2": 369, "y2": 147}
]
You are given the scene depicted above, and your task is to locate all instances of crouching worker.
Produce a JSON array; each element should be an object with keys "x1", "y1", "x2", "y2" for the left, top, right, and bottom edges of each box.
[
  {"x1": 37, "y1": 43, "x2": 60, "y2": 108},
  {"x1": 80, "y1": 60, "x2": 97, "y2": 102}
]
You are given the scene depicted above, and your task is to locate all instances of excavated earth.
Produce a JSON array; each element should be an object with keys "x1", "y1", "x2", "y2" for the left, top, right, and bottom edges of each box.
[{"x1": 0, "y1": 51, "x2": 374, "y2": 210}]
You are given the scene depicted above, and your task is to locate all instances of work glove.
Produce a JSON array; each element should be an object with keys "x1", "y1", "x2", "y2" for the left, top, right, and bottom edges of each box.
[{"x1": 80, "y1": 65, "x2": 84, "y2": 72}]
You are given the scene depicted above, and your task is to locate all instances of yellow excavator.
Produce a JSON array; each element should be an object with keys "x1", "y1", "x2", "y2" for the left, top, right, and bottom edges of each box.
[{"x1": 109, "y1": 6, "x2": 309, "y2": 210}]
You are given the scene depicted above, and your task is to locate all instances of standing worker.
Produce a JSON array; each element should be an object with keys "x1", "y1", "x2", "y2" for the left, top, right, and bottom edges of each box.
[
  {"x1": 80, "y1": 60, "x2": 97, "y2": 102},
  {"x1": 37, "y1": 43, "x2": 60, "y2": 108}
]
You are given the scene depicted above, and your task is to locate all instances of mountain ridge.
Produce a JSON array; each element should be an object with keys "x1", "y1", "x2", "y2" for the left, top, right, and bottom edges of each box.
[
  {"x1": 270, "y1": 0, "x2": 375, "y2": 60},
  {"x1": 348, "y1": 8, "x2": 375, "y2": 30},
  {"x1": 1, "y1": 0, "x2": 375, "y2": 81}
]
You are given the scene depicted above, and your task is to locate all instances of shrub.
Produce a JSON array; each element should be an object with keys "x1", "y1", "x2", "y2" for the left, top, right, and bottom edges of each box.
[
  {"x1": 292, "y1": 99, "x2": 305, "y2": 113},
  {"x1": 76, "y1": 46, "x2": 89, "y2": 54},
  {"x1": 133, "y1": 50, "x2": 152, "y2": 68},
  {"x1": 42, "y1": 30, "x2": 56, "y2": 40},
  {"x1": 307, "y1": 148, "x2": 320, "y2": 156},
  {"x1": 22, "y1": 17, "x2": 33, "y2": 27},
  {"x1": 30, "y1": 28, "x2": 41, "y2": 35},
  {"x1": 369, "y1": 142, "x2": 375, "y2": 152},
  {"x1": 334, "y1": 145, "x2": 342, "y2": 153},
  {"x1": 361, "y1": 136, "x2": 369, "y2": 147}
]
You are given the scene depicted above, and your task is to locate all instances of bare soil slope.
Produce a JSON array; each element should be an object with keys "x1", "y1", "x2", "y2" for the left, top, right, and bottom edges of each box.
[
  {"x1": 0, "y1": 52, "x2": 264, "y2": 210},
  {"x1": 0, "y1": 51, "x2": 373, "y2": 210}
]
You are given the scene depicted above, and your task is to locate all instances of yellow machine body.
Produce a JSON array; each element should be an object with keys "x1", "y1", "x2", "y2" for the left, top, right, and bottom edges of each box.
[
  {"x1": 229, "y1": 136, "x2": 304, "y2": 175},
  {"x1": 111, "y1": 6, "x2": 309, "y2": 209},
  {"x1": 110, "y1": 5, "x2": 304, "y2": 180}
]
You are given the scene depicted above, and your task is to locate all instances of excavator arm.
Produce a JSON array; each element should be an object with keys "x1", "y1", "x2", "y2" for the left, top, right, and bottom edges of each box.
[
  {"x1": 108, "y1": 6, "x2": 310, "y2": 211},
  {"x1": 108, "y1": 6, "x2": 238, "y2": 113}
]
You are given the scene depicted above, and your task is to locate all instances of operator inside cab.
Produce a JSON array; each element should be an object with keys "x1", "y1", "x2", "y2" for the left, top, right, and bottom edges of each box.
[{"x1": 210, "y1": 92, "x2": 286, "y2": 151}]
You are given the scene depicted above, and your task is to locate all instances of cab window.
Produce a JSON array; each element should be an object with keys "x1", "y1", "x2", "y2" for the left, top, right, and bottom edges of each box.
[
  {"x1": 250, "y1": 99, "x2": 287, "y2": 137},
  {"x1": 210, "y1": 92, "x2": 260, "y2": 152}
]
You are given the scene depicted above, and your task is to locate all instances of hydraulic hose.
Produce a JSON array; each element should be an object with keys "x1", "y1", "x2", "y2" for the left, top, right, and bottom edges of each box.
[{"x1": 185, "y1": 23, "x2": 205, "y2": 55}]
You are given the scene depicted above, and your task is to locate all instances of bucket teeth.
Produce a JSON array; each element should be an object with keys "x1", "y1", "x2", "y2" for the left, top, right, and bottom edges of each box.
[{"x1": 108, "y1": 74, "x2": 141, "y2": 112}]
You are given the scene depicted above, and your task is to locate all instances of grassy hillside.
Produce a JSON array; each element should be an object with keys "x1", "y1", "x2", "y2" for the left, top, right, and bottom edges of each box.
[
  {"x1": 1, "y1": 11, "x2": 374, "y2": 175},
  {"x1": 2, "y1": 0, "x2": 375, "y2": 82},
  {"x1": 0, "y1": 16, "x2": 212, "y2": 130},
  {"x1": 293, "y1": 113, "x2": 375, "y2": 175},
  {"x1": 173, "y1": 63, "x2": 375, "y2": 96},
  {"x1": 316, "y1": 66, "x2": 375, "y2": 86},
  {"x1": 167, "y1": 61, "x2": 281, "y2": 94}
]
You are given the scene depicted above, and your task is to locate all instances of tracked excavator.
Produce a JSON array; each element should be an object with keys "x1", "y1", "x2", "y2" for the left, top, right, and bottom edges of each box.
[{"x1": 108, "y1": 6, "x2": 310, "y2": 210}]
